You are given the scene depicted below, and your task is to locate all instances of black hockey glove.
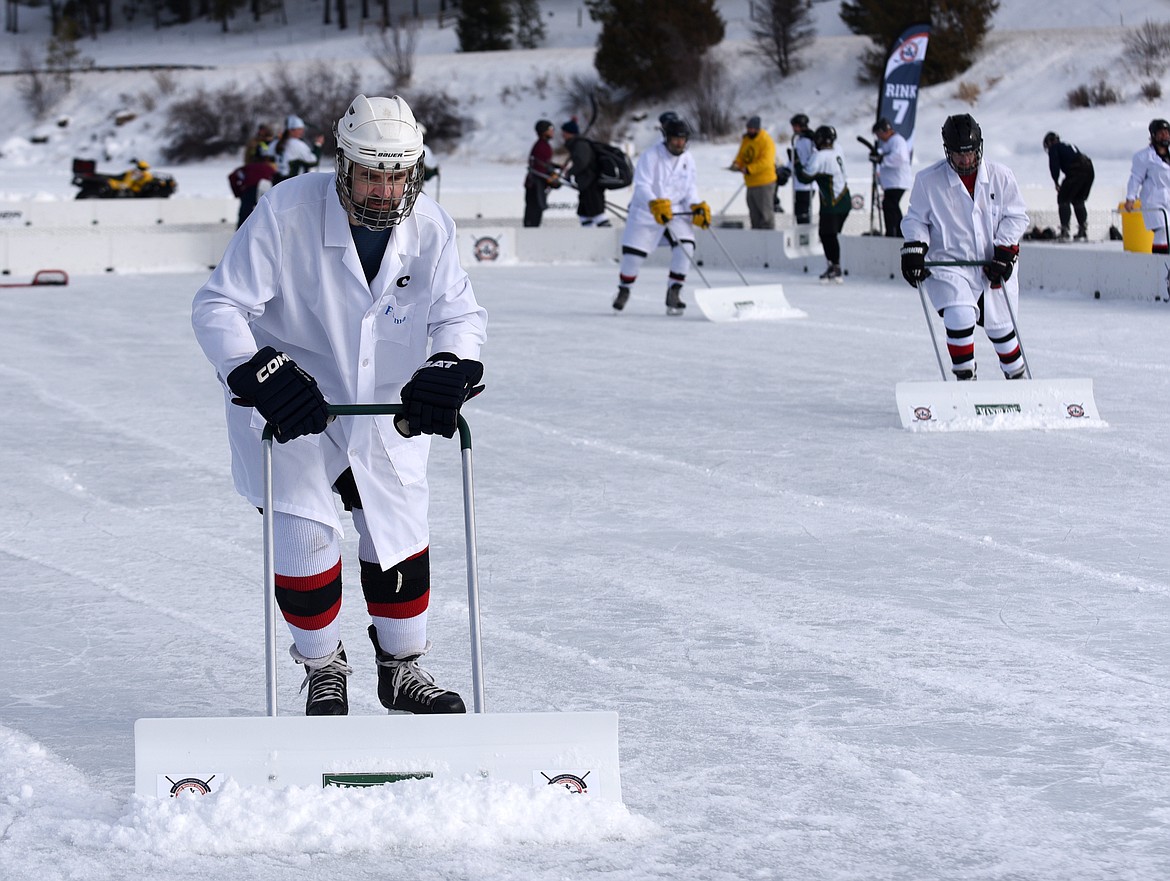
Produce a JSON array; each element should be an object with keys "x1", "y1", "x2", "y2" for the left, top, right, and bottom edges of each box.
[
  {"x1": 396, "y1": 353, "x2": 485, "y2": 439},
  {"x1": 984, "y1": 244, "x2": 1019, "y2": 286},
  {"x1": 227, "y1": 346, "x2": 330, "y2": 443},
  {"x1": 869, "y1": 150, "x2": 882, "y2": 165},
  {"x1": 900, "y1": 241, "x2": 930, "y2": 287}
]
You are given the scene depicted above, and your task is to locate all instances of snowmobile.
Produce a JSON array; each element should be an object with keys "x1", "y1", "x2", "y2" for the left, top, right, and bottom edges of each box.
[{"x1": 71, "y1": 158, "x2": 177, "y2": 200}]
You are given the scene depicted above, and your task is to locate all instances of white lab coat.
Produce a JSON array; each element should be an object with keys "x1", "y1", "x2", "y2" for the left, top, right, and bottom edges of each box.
[
  {"x1": 1125, "y1": 146, "x2": 1170, "y2": 242},
  {"x1": 901, "y1": 158, "x2": 1029, "y2": 328},
  {"x1": 621, "y1": 140, "x2": 700, "y2": 254},
  {"x1": 876, "y1": 132, "x2": 914, "y2": 191},
  {"x1": 191, "y1": 173, "x2": 487, "y2": 567}
]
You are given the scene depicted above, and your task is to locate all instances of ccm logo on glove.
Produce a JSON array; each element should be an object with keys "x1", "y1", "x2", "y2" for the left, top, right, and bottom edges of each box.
[
  {"x1": 227, "y1": 346, "x2": 330, "y2": 444},
  {"x1": 256, "y1": 351, "x2": 291, "y2": 382}
]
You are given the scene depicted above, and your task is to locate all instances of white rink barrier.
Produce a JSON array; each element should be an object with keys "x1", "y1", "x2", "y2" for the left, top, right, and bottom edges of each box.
[{"x1": 3, "y1": 198, "x2": 1168, "y2": 301}]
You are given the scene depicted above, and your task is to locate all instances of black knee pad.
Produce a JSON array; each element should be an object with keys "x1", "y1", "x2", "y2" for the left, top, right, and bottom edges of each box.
[{"x1": 360, "y1": 549, "x2": 430, "y2": 606}]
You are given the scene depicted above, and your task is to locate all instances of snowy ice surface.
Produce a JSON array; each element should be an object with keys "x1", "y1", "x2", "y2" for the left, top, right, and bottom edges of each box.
[
  {"x1": 2, "y1": 261, "x2": 1169, "y2": 879},
  {"x1": 3, "y1": 1, "x2": 1170, "y2": 878}
]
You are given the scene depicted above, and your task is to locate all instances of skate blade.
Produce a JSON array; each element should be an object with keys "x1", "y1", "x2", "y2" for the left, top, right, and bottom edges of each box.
[{"x1": 666, "y1": 307, "x2": 685, "y2": 316}]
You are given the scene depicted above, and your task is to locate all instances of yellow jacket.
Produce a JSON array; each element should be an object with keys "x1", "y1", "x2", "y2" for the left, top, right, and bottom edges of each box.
[{"x1": 732, "y1": 130, "x2": 778, "y2": 187}]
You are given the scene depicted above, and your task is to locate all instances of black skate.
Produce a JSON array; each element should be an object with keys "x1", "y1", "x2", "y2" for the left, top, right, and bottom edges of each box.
[
  {"x1": 612, "y1": 285, "x2": 630, "y2": 311},
  {"x1": 368, "y1": 626, "x2": 466, "y2": 714},
  {"x1": 665, "y1": 282, "x2": 686, "y2": 316},
  {"x1": 1005, "y1": 364, "x2": 1026, "y2": 380},
  {"x1": 818, "y1": 264, "x2": 843, "y2": 284},
  {"x1": 953, "y1": 365, "x2": 977, "y2": 381},
  {"x1": 290, "y1": 642, "x2": 351, "y2": 716}
]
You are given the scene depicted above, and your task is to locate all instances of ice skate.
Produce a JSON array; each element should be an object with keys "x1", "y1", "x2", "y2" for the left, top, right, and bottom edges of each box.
[
  {"x1": 1074, "y1": 226, "x2": 1088, "y2": 242},
  {"x1": 1005, "y1": 364, "x2": 1026, "y2": 380},
  {"x1": 1057, "y1": 226, "x2": 1071, "y2": 242},
  {"x1": 368, "y1": 625, "x2": 466, "y2": 714},
  {"x1": 953, "y1": 363, "x2": 977, "y2": 381},
  {"x1": 819, "y1": 263, "x2": 843, "y2": 284},
  {"x1": 665, "y1": 282, "x2": 687, "y2": 316},
  {"x1": 612, "y1": 285, "x2": 630, "y2": 311},
  {"x1": 290, "y1": 642, "x2": 351, "y2": 716}
]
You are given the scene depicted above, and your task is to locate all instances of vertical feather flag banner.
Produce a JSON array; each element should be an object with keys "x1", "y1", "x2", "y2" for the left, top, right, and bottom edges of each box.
[{"x1": 877, "y1": 23, "x2": 932, "y2": 153}]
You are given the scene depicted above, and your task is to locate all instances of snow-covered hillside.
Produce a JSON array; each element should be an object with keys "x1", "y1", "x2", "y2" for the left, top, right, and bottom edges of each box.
[{"x1": 2, "y1": 0, "x2": 1170, "y2": 212}]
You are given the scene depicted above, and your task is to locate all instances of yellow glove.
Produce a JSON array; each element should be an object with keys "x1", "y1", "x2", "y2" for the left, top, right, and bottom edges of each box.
[
  {"x1": 649, "y1": 198, "x2": 673, "y2": 225},
  {"x1": 690, "y1": 201, "x2": 712, "y2": 230}
]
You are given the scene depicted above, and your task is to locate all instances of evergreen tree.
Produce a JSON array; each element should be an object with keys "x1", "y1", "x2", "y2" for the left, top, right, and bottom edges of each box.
[
  {"x1": 840, "y1": 0, "x2": 999, "y2": 84},
  {"x1": 750, "y1": 0, "x2": 814, "y2": 78},
  {"x1": 512, "y1": 0, "x2": 545, "y2": 49},
  {"x1": 585, "y1": 0, "x2": 724, "y2": 99},
  {"x1": 457, "y1": 0, "x2": 513, "y2": 52}
]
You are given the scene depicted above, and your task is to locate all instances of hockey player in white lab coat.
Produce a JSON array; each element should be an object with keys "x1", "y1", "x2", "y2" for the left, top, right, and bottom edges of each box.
[
  {"x1": 870, "y1": 117, "x2": 913, "y2": 237},
  {"x1": 1124, "y1": 118, "x2": 1170, "y2": 254},
  {"x1": 611, "y1": 115, "x2": 711, "y2": 315},
  {"x1": 192, "y1": 95, "x2": 488, "y2": 716},
  {"x1": 900, "y1": 114, "x2": 1030, "y2": 381}
]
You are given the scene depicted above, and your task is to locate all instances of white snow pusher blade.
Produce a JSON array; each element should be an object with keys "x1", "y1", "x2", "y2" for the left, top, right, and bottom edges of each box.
[
  {"x1": 895, "y1": 378, "x2": 1104, "y2": 430},
  {"x1": 135, "y1": 711, "x2": 621, "y2": 800},
  {"x1": 135, "y1": 404, "x2": 623, "y2": 802},
  {"x1": 691, "y1": 283, "x2": 807, "y2": 322}
]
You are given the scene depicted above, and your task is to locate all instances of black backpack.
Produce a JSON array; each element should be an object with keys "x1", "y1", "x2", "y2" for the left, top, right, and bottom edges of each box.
[{"x1": 589, "y1": 140, "x2": 634, "y2": 190}]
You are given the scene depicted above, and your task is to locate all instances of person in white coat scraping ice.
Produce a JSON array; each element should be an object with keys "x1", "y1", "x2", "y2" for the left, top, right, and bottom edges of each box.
[
  {"x1": 611, "y1": 115, "x2": 711, "y2": 315},
  {"x1": 899, "y1": 114, "x2": 1029, "y2": 381},
  {"x1": 191, "y1": 94, "x2": 488, "y2": 717}
]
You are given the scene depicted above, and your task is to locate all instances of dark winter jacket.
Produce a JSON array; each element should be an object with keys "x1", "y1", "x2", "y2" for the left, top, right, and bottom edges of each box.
[{"x1": 1048, "y1": 141, "x2": 1093, "y2": 183}]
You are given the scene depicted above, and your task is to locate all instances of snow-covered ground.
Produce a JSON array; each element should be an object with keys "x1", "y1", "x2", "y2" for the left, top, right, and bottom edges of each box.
[
  {"x1": 4, "y1": 262, "x2": 1170, "y2": 879},
  {"x1": 3, "y1": 2, "x2": 1170, "y2": 878}
]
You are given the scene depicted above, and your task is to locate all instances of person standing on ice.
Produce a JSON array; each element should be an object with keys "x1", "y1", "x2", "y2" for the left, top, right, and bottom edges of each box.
[
  {"x1": 794, "y1": 124, "x2": 851, "y2": 282},
  {"x1": 870, "y1": 117, "x2": 913, "y2": 237},
  {"x1": 191, "y1": 94, "x2": 488, "y2": 717},
  {"x1": 611, "y1": 115, "x2": 711, "y2": 314},
  {"x1": 1124, "y1": 119, "x2": 1170, "y2": 255},
  {"x1": 1042, "y1": 132, "x2": 1094, "y2": 242},
  {"x1": 900, "y1": 114, "x2": 1029, "y2": 381}
]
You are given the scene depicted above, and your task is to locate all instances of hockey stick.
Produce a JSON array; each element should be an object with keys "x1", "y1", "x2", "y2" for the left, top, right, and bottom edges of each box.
[
  {"x1": 857, "y1": 136, "x2": 881, "y2": 235},
  {"x1": 717, "y1": 181, "x2": 746, "y2": 217}
]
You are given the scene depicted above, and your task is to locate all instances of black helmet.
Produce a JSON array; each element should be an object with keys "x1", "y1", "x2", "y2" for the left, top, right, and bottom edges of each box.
[
  {"x1": 1042, "y1": 131, "x2": 1059, "y2": 151},
  {"x1": 872, "y1": 117, "x2": 893, "y2": 135},
  {"x1": 663, "y1": 116, "x2": 692, "y2": 154},
  {"x1": 659, "y1": 111, "x2": 679, "y2": 129},
  {"x1": 1150, "y1": 118, "x2": 1170, "y2": 147},
  {"x1": 790, "y1": 113, "x2": 809, "y2": 129},
  {"x1": 941, "y1": 114, "x2": 982, "y2": 174},
  {"x1": 812, "y1": 125, "x2": 836, "y2": 149}
]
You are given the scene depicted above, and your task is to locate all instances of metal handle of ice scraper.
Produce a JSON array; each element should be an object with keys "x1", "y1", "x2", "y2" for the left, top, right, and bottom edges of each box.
[
  {"x1": 924, "y1": 260, "x2": 1032, "y2": 379},
  {"x1": 262, "y1": 403, "x2": 486, "y2": 716}
]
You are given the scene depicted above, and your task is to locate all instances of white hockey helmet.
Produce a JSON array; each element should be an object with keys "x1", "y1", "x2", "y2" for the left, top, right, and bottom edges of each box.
[{"x1": 334, "y1": 94, "x2": 426, "y2": 230}]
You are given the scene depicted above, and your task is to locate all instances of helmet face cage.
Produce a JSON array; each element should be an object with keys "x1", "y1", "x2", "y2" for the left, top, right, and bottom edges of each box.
[
  {"x1": 1150, "y1": 119, "x2": 1170, "y2": 148},
  {"x1": 813, "y1": 125, "x2": 836, "y2": 149},
  {"x1": 942, "y1": 115, "x2": 983, "y2": 174},
  {"x1": 333, "y1": 94, "x2": 426, "y2": 230},
  {"x1": 663, "y1": 118, "x2": 691, "y2": 155},
  {"x1": 335, "y1": 154, "x2": 426, "y2": 231}
]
